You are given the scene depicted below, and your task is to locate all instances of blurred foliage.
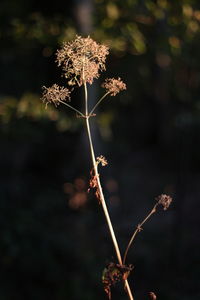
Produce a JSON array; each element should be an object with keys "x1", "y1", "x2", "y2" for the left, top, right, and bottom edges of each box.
[
  {"x1": 1, "y1": 0, "x2": 200, "y2": 129},
  {"x1": 1, "y1": 0, "x2": 200, "y2": 300}
]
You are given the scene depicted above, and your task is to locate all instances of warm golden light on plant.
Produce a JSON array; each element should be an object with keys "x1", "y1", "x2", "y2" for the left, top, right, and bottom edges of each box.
[
  {"x1": 41, "y1": 35, "x2": 173, "y2": 300},
  {"x1": 41, "y1": 84, "x2": 71, "y2": 107},
  {"x1": 56, "y1": 35, "x2": 109, "y2": 86}
]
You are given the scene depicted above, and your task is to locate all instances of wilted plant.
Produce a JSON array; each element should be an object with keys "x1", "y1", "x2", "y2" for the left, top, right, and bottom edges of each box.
[{"x1": 41, "y1": 35, "x2": 172, "y2": 300}]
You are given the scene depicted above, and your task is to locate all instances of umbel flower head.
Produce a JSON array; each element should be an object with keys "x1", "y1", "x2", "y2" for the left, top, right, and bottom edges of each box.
[
  {"x1": 56, "y1": 35, "x2": 109, "y2": 86},
  {"x1": 41, "y1": 84, "x2": 70, "y2": 107},
  {"x1": 156, "y1": 194, "x2": 172, "y2": 210},
  {"x1": 102, "y1": 77, "x2": 126, "y2": 96}
]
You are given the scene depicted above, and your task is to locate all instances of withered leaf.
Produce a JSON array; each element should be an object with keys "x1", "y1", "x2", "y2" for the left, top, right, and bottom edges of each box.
[
  {"x1": 88, "y1": 168, "x2": 101, "y2": 203},
  {"x1": 102, "y1": 262, "x2": 133, "y2": 299}
]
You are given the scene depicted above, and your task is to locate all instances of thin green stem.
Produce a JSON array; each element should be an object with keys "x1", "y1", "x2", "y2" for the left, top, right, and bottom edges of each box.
[
  {"x1": 89, "y1": 92, "x2": 110, "y2": 116},
  {"x1": 59, "y1": 100, "x2": 84, "y2": 117},
  {"x1": 83, "y1": 81, "x2": 134, "y2": 300},
  {"x1": 123, "y1": 203, "x2": 158, "y2": 265}
]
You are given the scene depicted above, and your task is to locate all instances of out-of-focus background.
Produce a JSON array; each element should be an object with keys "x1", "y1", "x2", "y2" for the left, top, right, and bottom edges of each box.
[{"x1": 1, "y1": 0, "x2": 200, "y2": 299}]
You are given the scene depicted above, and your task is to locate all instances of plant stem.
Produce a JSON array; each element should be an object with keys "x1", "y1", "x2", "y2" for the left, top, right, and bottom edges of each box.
[
  {"x1": 59, "y1": 100, "x2": 85, "y2": 117},
  {"x1": 123, "y1": 203, "x2": 158, "y2": 265},
  {"x1": 83, "y1": 81, "x2": 134, "y2": 300},
  {"x1": 89, "y1": 92, "x2": 110, "y2": 116}
]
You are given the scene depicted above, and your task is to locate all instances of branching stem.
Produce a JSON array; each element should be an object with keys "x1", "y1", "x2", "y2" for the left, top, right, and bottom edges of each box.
[
  {"x1": 59, "y1": 100, "x2": 85, "y2": 117},
  {"x1": 123, "y1": 203, "x2": 159, "y2": 265},
  {"x1": 89, "y1": 92, "x2": 110, "y2": 116},
  {"x1": 83, "y1": 81, "x2": 134, "y2": 300}
]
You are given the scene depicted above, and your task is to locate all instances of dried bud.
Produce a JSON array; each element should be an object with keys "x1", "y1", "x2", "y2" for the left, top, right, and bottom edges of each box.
[
  {"x1": 156, "y1": 194, "x2": 172, "y2": 210},
  {"x1": 56, "y1": 35, "x2": 109, "y2": 86},
  {"x1": 41, "y1": 84, "x2": 70, "y2": 107},
  {"x1": 97, "y1": 155, "x2": 108, "y2": 167},
  {"x1": 102, "y1": 77, "x2": 126, "y2": 96},
  {"x1": 149, "y1": 292, "x2": 157, "y2": 300}
]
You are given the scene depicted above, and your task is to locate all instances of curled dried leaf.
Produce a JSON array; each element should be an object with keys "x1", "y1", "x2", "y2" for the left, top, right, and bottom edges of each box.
[
  {"x1": 88, "y1": 168, "x2": 101, "y2": 203},
  {"x1": 102, "y1": 262, "x2": 133, "y2": 299}
]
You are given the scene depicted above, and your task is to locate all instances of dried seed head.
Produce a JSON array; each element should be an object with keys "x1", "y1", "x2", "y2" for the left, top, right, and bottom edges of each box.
[
  {"x1": 102, "y1": 77, "x2": 126, "y2": 96},
  {"x1": 41, "y1": 84, "x2": 70, "y2": 107},
  {"x1": 97, "y1": 155, "x2": 108, "y2": 167},
  {"x1": 56, "y1": 35, "x2": 109, "y2": 86},
  {"x1": 156, "y1": 194, "x2": 172, "y2": 210}
]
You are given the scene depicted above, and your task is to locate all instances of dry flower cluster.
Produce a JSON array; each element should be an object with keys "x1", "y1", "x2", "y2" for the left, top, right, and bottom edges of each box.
[
  {"x1": 56, "y1": 35, "x2": 109, "y2": 86},
  {"x1": 156, "y1": 194, "x2": 173, "y2": 210},
  {"x1": 97, "y1": 155, "x2": 108, "y2": 167},
  {"x1": 41, "y1": 84, "x2": 70, "y2": 107},
  {"x1": 102, "y1": 77, "x2": 127, "y2": 96},
  {"x1": 41, "y1": 35, "x2": 173, "y2": 300}
]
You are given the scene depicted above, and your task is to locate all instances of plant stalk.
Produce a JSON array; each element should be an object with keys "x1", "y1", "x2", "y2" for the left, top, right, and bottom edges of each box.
[
  {"x1": 83, "y1": 82, "x2": 134, "y2": 300},
  {"x1": 59, "y1": 100, "x2": 85, "y2": 117},
  {"x1": 123, "y1": 204, "x2": 158, "y2": 265},
  {"x1": 89, "y1": 92, "x2": 110, "y2": 116}
]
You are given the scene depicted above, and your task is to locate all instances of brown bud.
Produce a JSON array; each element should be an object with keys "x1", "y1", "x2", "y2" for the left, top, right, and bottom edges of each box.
[
  {"x1": 156, "y1": 194, "x2": 172, "y2": 210},
  {"x1": 149, "y1": 291, "x2": 157, "y2": 300}
]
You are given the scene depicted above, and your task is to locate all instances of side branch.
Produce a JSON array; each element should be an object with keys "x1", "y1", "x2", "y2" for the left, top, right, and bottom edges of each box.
[
  {"x1": 123, "y1": 204, "x2": 158, "y2": 265},
  {"x1": 89, "y1": 92, "x2": 110, "y2": 116},
  {"x1": 59, "y1": 100, "x2": 85, "y2": 117}
]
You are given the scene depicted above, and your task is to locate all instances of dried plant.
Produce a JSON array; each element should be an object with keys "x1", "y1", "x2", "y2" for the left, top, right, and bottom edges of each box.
[
  {"x1": 56, "y1": 35, "x2": 109, "y2": 86},
  {"x1": 41, "y1": 84, "x2": 71, "y2": 107},
  {"x1": 102, "y1": 77, "x2": 126, "y2": 96},
  {"x1": 41, "y1": 35, "x2": 173, "y2": 300},
  {"x1": 102, "y1": 262, "x2": 133, "y2": 300}
]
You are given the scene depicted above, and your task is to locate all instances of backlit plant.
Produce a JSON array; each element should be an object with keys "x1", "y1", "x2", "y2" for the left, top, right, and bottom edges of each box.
[{"x1": 41, "y1": 35, "x2": 172, "y2": 300}]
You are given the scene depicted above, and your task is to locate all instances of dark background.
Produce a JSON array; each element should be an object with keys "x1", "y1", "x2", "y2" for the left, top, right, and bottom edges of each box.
[{"x1": 0, "y1": 0, "x2": 200, "y2": 299}]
